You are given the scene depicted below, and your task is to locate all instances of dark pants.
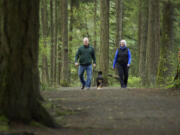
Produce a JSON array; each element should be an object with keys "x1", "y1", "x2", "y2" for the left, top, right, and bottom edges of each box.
[{"x1": 116, "y1": 63, "x2": 129, "y2": 88}]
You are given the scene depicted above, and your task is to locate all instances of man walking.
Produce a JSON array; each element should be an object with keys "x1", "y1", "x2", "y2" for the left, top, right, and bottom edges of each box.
[{"x1": 75, "y1": 37, "x2": 96, "y2": 90}]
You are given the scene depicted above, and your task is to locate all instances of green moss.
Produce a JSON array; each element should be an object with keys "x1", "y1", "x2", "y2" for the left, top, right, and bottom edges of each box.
[
  {"x1": 55, "y1": 109, "x2": 75, "y2": 116},
  {"x1": 30, "y1": 121, "x2": 46, "y2": 128},
  {"x1": 0, "y1": 115, "x2": 9, "y2": 132}
]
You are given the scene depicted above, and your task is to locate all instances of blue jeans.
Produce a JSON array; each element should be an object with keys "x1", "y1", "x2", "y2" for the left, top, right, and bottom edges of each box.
[{"x1": 78, "y1": 64, "x2": 92, "y2": 88}]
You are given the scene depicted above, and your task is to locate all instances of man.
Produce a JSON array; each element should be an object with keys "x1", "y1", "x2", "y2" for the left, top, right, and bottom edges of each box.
[
  {"x1": 113, "y1": 40, "x2": 131, "y2": 88},
  {"x1": 75, "y1": 37, "x2": 96, "y2": 90}
]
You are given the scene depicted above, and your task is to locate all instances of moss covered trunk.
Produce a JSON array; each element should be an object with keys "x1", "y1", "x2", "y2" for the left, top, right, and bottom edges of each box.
[
  {"x1": 41, "y1": 0, "x2": 49, "y2": 84},
  {"x1": 99, "y1": 0, "x2": 110, "y2": 85},
  {"x1": 138, "y1": 0, "x2": 148, "y2": 86},
  {"x1": 61, "y1": 0, "x2": 69, "y2": 86},
  {"x1": 157, "y1": 1, "x2": 174, "y2": 87},
  {"x1": 145, "y1": 0, "x2": 160, "y2": 87},
  {"x1": 0, "y1": 0, "x2": 55, "y2": 127},
  {"x1": 173, "y1": 52, "x2": 180, "y2": 88}
]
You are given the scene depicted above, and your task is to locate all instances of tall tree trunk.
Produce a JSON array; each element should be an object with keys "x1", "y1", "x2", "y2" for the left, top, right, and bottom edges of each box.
[
  {"x1": 99, "y1": 0, "x2": 110, "y2": 85},
  {"x1": 41, "y1": 0, "x2": 49, "y2": 84},
  {"x1": 69, "y1": 0, "x2": 77, "y2": 84},
  {"x1": 115, "y1": 0, "x2": 123, "y2": 48},
  {"x1": 57, "y1": 0, "x2": 65, "y2": 85},
  {"x1": 0, "y1": 0, "x2": 55, "y2": 127},
  {"x1": 50, "y1": 0, "x2": 55, "y2": 86},
  {"x1": 92, "y1": 0, "x2": 97, "y2": 86},
  {"x1": 146, "y1": 0, "x2": 160, "y2": 87},
  {"x1": 61, "y1": 0, "x2": 69, "y2": 86},
  {"x1": 138, "y1": 0, "x2": 148, "y2": 86},
  {"x1": 157, "y1": 1, "x2": 174, "y2": 86},
  {"x1": 54, "y1": 0, "x2": 58, "y2": 84}
]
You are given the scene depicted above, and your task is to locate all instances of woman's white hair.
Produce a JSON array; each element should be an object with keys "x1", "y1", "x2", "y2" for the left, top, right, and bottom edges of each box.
[
  {"x1": 83, "y1": 37, "x2": 89, "y2": 42},
  {"x1": 120, "y1": 40, "x2": 127, "y2": 46}
]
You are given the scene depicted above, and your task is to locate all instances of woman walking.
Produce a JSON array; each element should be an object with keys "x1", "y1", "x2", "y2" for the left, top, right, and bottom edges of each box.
[{"x1": 113, "y1": 40, "x2": 131, "y2": 88}]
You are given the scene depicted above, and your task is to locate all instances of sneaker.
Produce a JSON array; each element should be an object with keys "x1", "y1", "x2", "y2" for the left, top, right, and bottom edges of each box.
[{"x1": 85, "y1": 87, "x2": 90, "y2": 90}]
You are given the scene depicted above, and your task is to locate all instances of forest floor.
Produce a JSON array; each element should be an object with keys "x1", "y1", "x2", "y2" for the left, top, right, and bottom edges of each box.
[{"x1": 3, "y1": 87, "x2": 180, "y2": 135}]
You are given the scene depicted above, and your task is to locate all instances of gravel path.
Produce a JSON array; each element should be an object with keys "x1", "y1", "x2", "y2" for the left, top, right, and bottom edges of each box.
[{"x1": 37, "y1": 87, "x2": 180, "y2": 135}]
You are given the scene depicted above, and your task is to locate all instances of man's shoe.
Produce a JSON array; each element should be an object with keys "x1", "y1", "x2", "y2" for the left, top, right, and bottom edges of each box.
[{"x1": 85, "y1": 87, "x2": 90, "y2": 90}]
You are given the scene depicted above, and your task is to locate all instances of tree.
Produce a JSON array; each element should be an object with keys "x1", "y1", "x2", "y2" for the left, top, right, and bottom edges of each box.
[
  {"x1": 57, "y1": 0, "x2": 62, "y2": 85},
  {"x1": 92, "y1": 0, "x2": 98, "y2": 85},
  {"x1": 54, "y1": 0, "x2": 58, "y2": 85},
  {"x1": 99, "y1": 0, "x2": 110, "y2": 85},
  {"x1": 138, "y1": 0, "x2": 148, "y2": 86},
  {"x1": 61, "y1": 0, "x2": 69, "y2": 86},
  {"x1": 157, "y1": 1, "x2": 174, "y2": 86},
  {"x1": 145, "y1": 0, "x2": 160, "y2": 87},
  {"x1": 50, "y1": 0, "x2": 55, "y2": 86},
  {"x1": 41, "y1": 0, "x2": 50, "y2": 84},
  {"x1": 115, "y1": 0, "x2": 123, "y2": 48},
  {"x1": 173, "y1": 52, "x2": 180, "y2": 88},
  {"x1": 0, "y1": 0, "x2": 55, "y2": 127}
]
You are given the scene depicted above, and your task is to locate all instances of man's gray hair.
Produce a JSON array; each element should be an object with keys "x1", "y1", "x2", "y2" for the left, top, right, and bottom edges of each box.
[{"x1": 83, "y1": 37, "x2": 89, "y2": 42}]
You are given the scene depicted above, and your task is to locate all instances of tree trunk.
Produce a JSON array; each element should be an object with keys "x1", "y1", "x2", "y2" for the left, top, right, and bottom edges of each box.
[
  {"x1": 57, "y1": 0, "x2": 62, "y2": 85},
  {"x1": 50, "y1": 0, "x2": 55, "y2": 86},
  {"x1": 173, "y1": 52, "x2": 180, "y2": 89},
  {"x1": 138, "y1": 0, "x2": 148, "y2": 86},
  {"x1": 41, "y1": 0, "x2": 49, "y2": 84},
  {"x1": 145, "y1": 0, "x2": 160, "y2": 87},
  {"x1": 99, "y1": 0, "x2": 110, "y2": 85},
  {"x1": 157, "y1": 1, "x2": 174, "y2": 87},
  {"x1": 54, "y1": 0, "x2": 58, "y2": 85},
  {"x1": 61, "y1": 0, "x2": 69, "y2": 86},
  {"x1": 115, "y1": 0, "x2": 123, "y2": 48},
  {"x1": 92, "y1": 0, "x2": 97, "y2": 86},
  {"x1": 0, "y1": 0, "x2": 55, "y2": 127},
  {"x1": 68, "y1": 0, "x2": 77, "y2": 84}
]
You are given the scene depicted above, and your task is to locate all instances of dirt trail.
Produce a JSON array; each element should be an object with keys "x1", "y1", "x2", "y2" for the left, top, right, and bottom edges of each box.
[{"x1": 10, "y1": 88, "x2": 180, "y2": 135}]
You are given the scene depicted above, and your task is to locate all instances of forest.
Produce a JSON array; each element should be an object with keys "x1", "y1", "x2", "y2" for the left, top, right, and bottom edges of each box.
[
  {"x1": 38, "y1": 0, "x2": 180, "y2": 88},
  {"x1": 0, "y1": 0, "x2": 180, "y2": 134}
]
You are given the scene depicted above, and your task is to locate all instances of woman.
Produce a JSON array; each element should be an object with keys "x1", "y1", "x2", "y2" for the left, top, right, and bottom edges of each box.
[{"x1": 113, "y1": 40, "x2": 131, "y2": 88}]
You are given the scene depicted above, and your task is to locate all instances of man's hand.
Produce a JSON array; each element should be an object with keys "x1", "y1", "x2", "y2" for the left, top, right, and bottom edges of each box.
[
  {"x1": 75, "y1": 62, "x2": 79, "y2": 67},
  {"x1": 93, "y1": 64, "x2": 96, "y2": 68},
  {"x1": 127, "y1": 64, "x2": 130, "y2": 67}
]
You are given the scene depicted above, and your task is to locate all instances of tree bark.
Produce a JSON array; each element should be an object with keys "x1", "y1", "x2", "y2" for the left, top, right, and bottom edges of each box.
[
  {"x1": 0, "y1": 0, "x2": 55, "y2": 127},
  {"x1": 157, "y1": 1, "x2": 174, "y2": 87},
  {"x1": 115, "y1": 0, "x2": 123, "y2": 48},
  {"x1": 92, "y1": 0, "x2": 97, "y2": 86},
  {"x1": 173, "y1": 52, "x2": 180, "y2": 89},
  {"x1": 54, "y1": 0, "x2": 58, "y2": 84},
  {"x1": 138, "y1": 0, "x2": 148, "y2": 86},
  {"x1": 57, "y1": 0, "x2": 62, "y2": 85},
  {"x1": 99, "y1": 0, "x2": 110, "y2": 85},
  {"x1": 61, "y1": 0, "x2": 69, "y2": 86},
  {"x1": 41, "y1": 0, "x2": 49, "y2": 84},
  {"x1": 69, "y1": 0, "x2": 78, "y2": 83},
  {"x1": 50, "y1": 0, "x2": 55, "y2": 86},
  {"x1": 145, "y1": 0, "x2": 160, "y2": 87}
]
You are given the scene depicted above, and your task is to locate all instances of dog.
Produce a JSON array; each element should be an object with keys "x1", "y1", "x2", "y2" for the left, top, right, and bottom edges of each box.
[{"x1": 96, "y1": 71, "x2": 104, "y2": 90}]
